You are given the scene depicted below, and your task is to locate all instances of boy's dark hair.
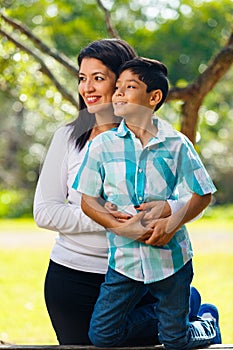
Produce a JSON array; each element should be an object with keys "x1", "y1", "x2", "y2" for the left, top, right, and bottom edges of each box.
[{"x1": 118, "y1": 57, "x2": 169, "y2": 111}]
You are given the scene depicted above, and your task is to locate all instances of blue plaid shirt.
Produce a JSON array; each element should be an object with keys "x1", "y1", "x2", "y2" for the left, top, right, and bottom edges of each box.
[{"x1": 73, "y1": 118, "x2": 216, "y2": 283}]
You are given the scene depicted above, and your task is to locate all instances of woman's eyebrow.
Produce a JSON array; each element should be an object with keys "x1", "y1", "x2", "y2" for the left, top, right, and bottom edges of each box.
[{"x1": 79, "y1": 71, "x2": 106, "y2": 76}]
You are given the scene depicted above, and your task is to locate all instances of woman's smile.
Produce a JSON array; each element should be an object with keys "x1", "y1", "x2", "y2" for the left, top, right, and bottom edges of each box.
[
  {"x1": 78, "y1": 57, "x2": 116, "y2": 115},
  {"x1": 85, "y1": 95, "x2": 102, "y2": 104}
]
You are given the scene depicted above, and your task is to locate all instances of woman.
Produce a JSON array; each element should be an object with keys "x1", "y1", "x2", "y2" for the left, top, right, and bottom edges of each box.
[{"x1": 34, "y1": 39, "x2": 198, "y2": 345}]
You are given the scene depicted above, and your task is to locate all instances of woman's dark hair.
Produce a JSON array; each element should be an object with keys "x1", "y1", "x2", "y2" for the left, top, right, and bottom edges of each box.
[
  {"x1": 118, "y1": 57, "x2": 169, "y2": 111},
  {"x1": 69, "y1": 39, "x2": 137, "y2": 150}
]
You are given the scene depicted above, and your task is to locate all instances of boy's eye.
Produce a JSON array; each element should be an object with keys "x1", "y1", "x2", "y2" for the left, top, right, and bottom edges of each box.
[{"x1": 128, "y1": 85, "x2": 136, "y2": 89}]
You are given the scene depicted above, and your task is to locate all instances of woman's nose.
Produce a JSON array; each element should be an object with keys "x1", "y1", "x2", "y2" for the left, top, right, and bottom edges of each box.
[{"x1": 84, "y1": 79, "x2": 95, "y2": 92}]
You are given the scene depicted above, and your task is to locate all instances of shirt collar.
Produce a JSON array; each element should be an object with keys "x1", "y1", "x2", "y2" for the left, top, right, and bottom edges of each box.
[
  {"x1": 115, "y1": 119, "x2": 130, "y2": 137},
  {"x1": 115, "y1": 117, "x2": 177, "y2": 143}
]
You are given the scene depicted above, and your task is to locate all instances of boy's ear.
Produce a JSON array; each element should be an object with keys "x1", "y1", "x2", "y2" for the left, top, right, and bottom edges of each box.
[{"x1": 149, "y1": 89, "x2": 163, "y2": 107}]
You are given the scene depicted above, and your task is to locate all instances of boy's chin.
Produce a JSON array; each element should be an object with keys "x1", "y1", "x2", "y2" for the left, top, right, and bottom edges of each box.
[
  {"x1": 113, "y1": 107, "x2": 126, "y2": 117},
  {"x1": 113, "y1": 111, "x2": 122, "y2": 117}
]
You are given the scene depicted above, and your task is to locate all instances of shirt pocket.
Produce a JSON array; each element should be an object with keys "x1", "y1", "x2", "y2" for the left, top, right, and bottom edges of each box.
[{"x1": 145, "y1": 157, "x2": 178, "y2": 199}]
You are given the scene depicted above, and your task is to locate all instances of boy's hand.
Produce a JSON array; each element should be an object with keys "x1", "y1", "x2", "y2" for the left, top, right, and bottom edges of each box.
[{"x1": 142, "y1": 193, "x2": 212, "y2": 246}]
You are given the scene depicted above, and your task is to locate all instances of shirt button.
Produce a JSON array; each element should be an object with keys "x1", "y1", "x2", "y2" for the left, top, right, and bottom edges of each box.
[
  {"x1": 138, "y1": 196, "x2": 143, "y2": 201},
  {"x1": 138, "y1": 168, "x2": 143, "y2": 173}
]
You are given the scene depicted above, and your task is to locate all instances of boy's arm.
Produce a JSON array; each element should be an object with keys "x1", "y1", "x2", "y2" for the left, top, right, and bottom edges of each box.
[
  {"x1": 81, "y1": 194, "x2": 118, "y2": 229},
  {"x1": 141, "y1": 192, "x2": 211, "y2": 246},
  {"x1": 81, "y1": 194, "x2": 153, "y2": 240}
]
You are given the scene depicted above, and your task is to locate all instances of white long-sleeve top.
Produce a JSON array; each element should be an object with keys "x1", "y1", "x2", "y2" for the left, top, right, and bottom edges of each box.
[
  {"x1": 34, "y1": 126, "x2": 108, "y2": 273},
  {"x1": 33, "y1": 125, "x2": 194, "y2": 274}
]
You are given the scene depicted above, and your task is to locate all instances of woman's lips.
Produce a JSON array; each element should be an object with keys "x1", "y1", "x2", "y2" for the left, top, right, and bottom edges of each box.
[{"x1": 85, "y1": 96, "x2": 101, "y2": 104}]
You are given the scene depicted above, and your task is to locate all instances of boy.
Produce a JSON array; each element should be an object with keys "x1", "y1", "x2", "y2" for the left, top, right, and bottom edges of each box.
[{"x1": 73, "y1": 58, "x2": 221, "y2": 349}]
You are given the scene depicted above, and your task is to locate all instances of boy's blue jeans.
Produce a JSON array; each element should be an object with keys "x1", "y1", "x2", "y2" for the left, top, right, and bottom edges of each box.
[{"x1": 89, "y1": 260, "x2": 216, "y2": 349}]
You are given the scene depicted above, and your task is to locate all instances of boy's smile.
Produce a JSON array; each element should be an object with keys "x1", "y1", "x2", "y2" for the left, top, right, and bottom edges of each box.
[{"x1": 112, "y1": 70, "x2": 155, "y2": 118}]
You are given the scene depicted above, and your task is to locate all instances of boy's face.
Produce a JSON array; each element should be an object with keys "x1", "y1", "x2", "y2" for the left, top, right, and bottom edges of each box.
[{"x1": 112, "y1": 69, "x2": 155, "y2": 118}]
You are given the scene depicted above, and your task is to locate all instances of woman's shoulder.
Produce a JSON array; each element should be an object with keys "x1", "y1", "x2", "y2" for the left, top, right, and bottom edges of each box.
[
  {"x1": 43, "y1": 125, "x2": 77, "y2": 157},
  {"x1": 54, "y1": 124, "x2": 73, "y2": 138},
  {"x1": 50, "y1": 124, "x2": 74, "y2": 146}
]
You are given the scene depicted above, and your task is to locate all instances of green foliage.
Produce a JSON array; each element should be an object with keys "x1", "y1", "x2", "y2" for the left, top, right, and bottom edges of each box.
[
  {"x1": 204, "y1": 204, "x2": 233, "y2": 221},
  {"x1": 113, "y1": 0, "x2": 233, "y2": 85},
  {"x1": 0, "y1": 0, "x2": 233, "y2": 216},
  {"x1": 1, "y1": 0, "x2": 109, "y2": 56},
  {"x1": 197, "y1": 67, "x2": 233, "y2": 204},
  {"x1": 0, "y1": 189, "x2": 33, "y2": 218}
]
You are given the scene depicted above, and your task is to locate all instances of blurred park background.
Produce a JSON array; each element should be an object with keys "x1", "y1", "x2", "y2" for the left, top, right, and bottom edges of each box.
[{"x1": 0, "y1": 0, "x2": 233, "y2": 345}]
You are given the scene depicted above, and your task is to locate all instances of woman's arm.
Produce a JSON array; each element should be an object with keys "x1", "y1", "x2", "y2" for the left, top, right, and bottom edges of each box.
[
  {"x1": 33, "y1": 127, "x2": 105, "y2": 234},
  {"x1": 135, "y1": 200, "x2": 171, "y2": 219},
  {"x1": 135, "y1": 183, "x2": 203, "y2": 223}
]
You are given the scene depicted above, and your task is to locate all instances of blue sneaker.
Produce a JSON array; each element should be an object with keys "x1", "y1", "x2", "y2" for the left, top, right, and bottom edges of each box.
[
  {"x1": 189, "y1": 286, "x2": 201, "y2": 320},
  {"x1": 198, "y1": 303, "x2": 222, "y2": 344}
]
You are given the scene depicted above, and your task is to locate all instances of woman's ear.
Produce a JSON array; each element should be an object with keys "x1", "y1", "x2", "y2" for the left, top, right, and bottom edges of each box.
[{"x1": 149, "y1": 89, "x2": 163, "y2": 107}]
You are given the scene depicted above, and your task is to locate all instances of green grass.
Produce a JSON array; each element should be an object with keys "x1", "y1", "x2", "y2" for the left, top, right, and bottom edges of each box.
[
  {"x1": 192, "y1": 254, "x2": 233, "y2": 344},
  {"x1": 0, "y1": 215, "x2": 233, "y2": 344},
  {"x1": 0, "y1": 248, "x2": 57, "y2": 344}
]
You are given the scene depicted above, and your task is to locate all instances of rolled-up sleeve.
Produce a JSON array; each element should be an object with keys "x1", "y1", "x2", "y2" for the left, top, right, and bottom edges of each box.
[
  {"x1": 73, "y1": 141, "x2": 104, "y2": 197},
  {"x1": 178, "y1": 137, "x2": 217, "y2": 195}
]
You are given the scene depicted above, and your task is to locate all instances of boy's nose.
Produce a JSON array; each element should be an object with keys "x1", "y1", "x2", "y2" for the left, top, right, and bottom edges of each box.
[{"x1": 115, "y1": 88, "x2": 124, "y2": 96}]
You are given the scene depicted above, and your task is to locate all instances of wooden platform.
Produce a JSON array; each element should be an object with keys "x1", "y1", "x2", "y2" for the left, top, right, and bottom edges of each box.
[{"x1": 0, "y1": 345, "x2": 233, "y2": 349}]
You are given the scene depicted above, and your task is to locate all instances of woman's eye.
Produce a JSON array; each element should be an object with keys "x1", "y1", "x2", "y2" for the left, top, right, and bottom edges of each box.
[
  {"x1": 128, "y1": 85, "x2": 136, "y2": 89},
  {"x1": 95, "y1": 76, "x2": 104, "y2": 81},
  {"x1": 78, "y1": 76, "x2": 86, "y2": 82}
]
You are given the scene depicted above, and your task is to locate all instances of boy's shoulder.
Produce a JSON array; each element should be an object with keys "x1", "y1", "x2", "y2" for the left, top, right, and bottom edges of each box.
[{"x1": 156, "y1": 117, "x2": 193, "y2": 145}]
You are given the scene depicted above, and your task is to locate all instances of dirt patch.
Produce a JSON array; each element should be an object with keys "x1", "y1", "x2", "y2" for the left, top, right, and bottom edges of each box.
[
  {"x1": 0, "y1": 230, "x2": 57, "y2": 249},
  {"x1": 189, "y1": 227, "x2": 233, "y2": 254},
  {"x1": 0, "y1": 225, "x2": 232, "y2": 254}
]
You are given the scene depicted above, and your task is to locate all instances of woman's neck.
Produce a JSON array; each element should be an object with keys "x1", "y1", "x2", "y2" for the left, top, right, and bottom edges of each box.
[
  {"x1": 90, "y1": 112, "x2": 120, "y2": 139},
  {"x1": 94, "y1": 107, "x2": 115, "y2": 124}
]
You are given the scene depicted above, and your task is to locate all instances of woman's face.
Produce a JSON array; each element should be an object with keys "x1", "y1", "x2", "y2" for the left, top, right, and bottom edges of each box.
[{"x1": 78, "y1": 57, "x2": 116, "y2": 116}]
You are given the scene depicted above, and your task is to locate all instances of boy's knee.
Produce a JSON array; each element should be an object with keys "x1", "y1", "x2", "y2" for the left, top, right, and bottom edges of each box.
[{"x1": 88, "y1": 328, "x2": 120, "y2": 347}]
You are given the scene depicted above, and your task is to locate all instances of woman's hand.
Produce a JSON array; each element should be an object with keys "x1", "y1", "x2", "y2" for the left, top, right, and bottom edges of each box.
[
  {"x1": 139, "y1": 217, "x2": 175, "y2": 246},
  {"x1": 110, "y1": 211, "x2": 154, "y2": 241},
  {"x1": 104, "y1": 202, "x2": 132, "y2": 222},
  {"x1": 104, "y1": 201, "x2": 172, "y2": 243}
]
